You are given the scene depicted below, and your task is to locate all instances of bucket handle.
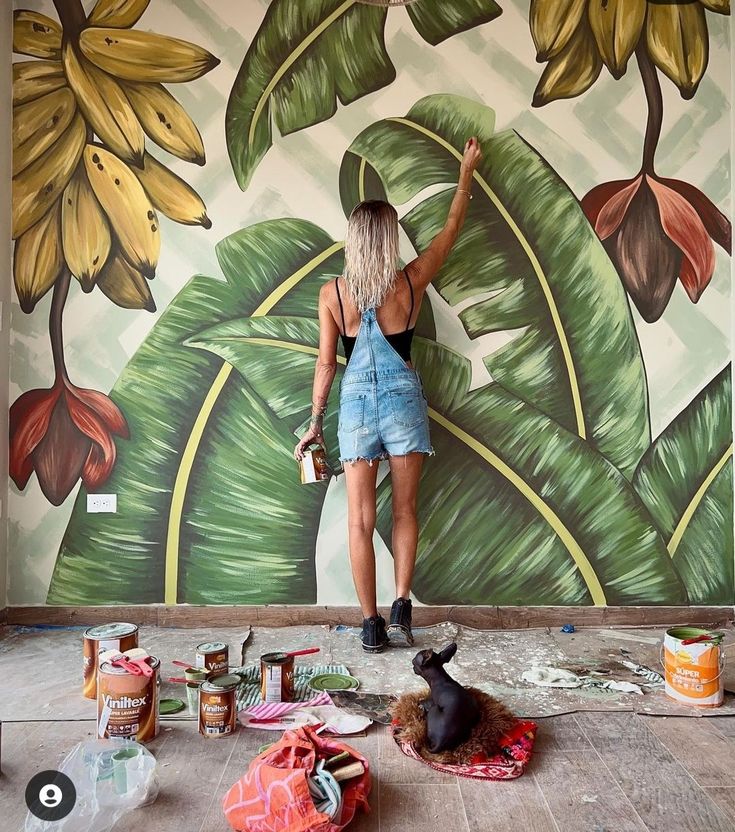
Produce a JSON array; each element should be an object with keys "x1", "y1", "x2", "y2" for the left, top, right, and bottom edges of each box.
[{"x1": 659, "y1": 642, "x2": 727, "y2": 681}]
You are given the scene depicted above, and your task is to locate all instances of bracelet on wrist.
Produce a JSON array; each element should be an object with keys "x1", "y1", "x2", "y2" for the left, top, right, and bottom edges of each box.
[{"x1": 457, "y1": 188, "x2": 473, "y2": 200}]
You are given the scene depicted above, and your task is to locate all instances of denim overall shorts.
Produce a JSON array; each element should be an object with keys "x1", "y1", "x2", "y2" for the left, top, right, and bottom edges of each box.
[{"x1": 338, "y1": 307, "x2": 434, "y2": 465}]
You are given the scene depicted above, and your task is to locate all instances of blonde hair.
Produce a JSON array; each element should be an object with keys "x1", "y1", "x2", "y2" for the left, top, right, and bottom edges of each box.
[{"x1": 343, "y1": 200, "x2": 400, "y2": 312}]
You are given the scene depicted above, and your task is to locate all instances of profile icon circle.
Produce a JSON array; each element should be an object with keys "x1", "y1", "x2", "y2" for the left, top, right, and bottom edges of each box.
[{"x1": 25, "y1": 770, "x2": 77, "y2": 821}]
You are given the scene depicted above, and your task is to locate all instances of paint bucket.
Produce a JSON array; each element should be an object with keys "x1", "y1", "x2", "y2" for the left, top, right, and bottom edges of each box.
[
  {"x1": 662, "y1": 627, "x2": 725, "y2": 707},
  {"x1": 199, "y1": 680, "x2": 237, "y2": 738},
  {"x1": 97, "y1": 656, "x2": 160, "y2": 742},
  {"x1": 195, "y1": 641, "x2": 229, "y2": 677},
  {"x1": 83, "y1": 623, "x2": 139, "y2": 699},
  {"x1": 260, "y1": 652, "x2": 294, "y2": 703},
  {"x1": 299, "y1": 446, "x2": 330, "y2": 484}
]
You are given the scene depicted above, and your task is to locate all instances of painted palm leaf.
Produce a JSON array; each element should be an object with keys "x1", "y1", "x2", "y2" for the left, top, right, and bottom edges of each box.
[
  {"x1": 225, "y1": 0, "x2": 501, "y2": 189},
  {"x1": 634, "y1": 366, "x2": 734, "y2": 604},
  {"x1": 339, "y1": 94, "x2": 651, "y2": 478},
  {"x1": 191, "y1": 316, "x2": 685, "y2": 606},
  {"x1": 47, "y1": 220, "x2": 346, "y2": 605}
]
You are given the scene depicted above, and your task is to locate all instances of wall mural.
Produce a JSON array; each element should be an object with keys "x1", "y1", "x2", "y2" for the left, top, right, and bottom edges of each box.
[{"x1": 8, "y1": 0, "x2": 733, "y2": 607}]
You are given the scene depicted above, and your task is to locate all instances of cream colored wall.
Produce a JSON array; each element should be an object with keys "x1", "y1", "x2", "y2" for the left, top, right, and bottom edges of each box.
[{"x1": 0, "y1": 1, "x2": 11, "y2": 609}]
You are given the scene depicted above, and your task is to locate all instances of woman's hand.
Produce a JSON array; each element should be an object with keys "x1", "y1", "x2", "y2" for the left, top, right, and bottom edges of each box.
[
  {"x1": 461, "y1": 137, "x2": 482, "y2": 173},
  {"x1": 294, "y1": 425, "x2": 325, "y2": 461}
]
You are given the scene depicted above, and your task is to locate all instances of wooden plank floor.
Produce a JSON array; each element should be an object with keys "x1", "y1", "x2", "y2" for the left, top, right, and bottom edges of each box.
[{"x1": 3, "y1": 714, "x2": 735, "y2": 831}]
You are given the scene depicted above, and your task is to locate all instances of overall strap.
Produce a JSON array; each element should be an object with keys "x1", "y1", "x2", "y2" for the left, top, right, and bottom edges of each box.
[
  {"x1": 404, "y1": 268, "x2": 415, "y2": 329},
  {"x1": 335, "y1": 277, "x2": 347, "y2": 335}
]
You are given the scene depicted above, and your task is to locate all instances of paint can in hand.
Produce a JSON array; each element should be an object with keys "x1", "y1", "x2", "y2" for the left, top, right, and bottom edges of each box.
[{"x1": 299, "y1": 445, "x2": 330, "y2": 484}]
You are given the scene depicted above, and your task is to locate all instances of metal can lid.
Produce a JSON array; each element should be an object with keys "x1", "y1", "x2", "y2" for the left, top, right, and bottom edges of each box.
[
  {"x1": 196, "y1": 641, "x2": 228, "y2": 653},
  {"x1": 200, "y1": 680, "x2": 237, "y2": 694},
  {"x1": 261, "y1": 651, "x2": 290, "y2": 664},
  {"x1": 210, "y1": 674, "x2": 241, "y2": 688},
  {"x1": 84, "y1": 622, "x2": 138, "y2": 640},
  {"x1": 159, "y1": 698, "x2": 186, "y2": 714}
]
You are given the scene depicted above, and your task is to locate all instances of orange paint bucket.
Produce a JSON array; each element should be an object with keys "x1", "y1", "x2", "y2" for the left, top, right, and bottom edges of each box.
[{"x1": 662, "y1": 627, "x2": 724, "y2": 708}]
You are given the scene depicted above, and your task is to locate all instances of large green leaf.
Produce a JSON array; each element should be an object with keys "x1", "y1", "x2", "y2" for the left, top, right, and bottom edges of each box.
[
  {"x1": 339, "y1": 94, "x2": 651, "y2": 478},
  {"x1": 634, "y1": 366, "x2": 734, "y2": 604},
  {"x1": 191, "y1": 316, "x2": 686, "y2": 606},
  {"x1": 225, "y1": 0, "x2": 501, "y2": 189},
  {"x1": 47, "y1": 220, "x2": 347, "y2": 605}
]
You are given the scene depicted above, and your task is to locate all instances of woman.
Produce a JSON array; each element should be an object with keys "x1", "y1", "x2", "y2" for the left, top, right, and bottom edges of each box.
[{"x1": 295, "y1": 137, "x2": 482, "y2": 652}]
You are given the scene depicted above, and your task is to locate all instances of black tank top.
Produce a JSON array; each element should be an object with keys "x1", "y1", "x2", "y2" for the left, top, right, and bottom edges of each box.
[{"x1": 336, "y1": 271, "x2": 415, "y2": 363}]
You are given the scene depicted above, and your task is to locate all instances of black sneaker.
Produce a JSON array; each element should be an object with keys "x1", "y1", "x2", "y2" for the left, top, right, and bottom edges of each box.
[
  {"x1": 361, "y1": 615, "x2": 389, "y2": 653},
  {"x1": 388, "y1": 597, "x2": 414, "y2": 646}
]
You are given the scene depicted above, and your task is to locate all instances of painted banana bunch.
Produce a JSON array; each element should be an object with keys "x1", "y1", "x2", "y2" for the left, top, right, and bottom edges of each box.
[
  {"x1": 530, "y1": 0, "x2": 729, "y2": 106},
  {"x1": 11, "y1": 0, "x2": 219, "y2": 313}
]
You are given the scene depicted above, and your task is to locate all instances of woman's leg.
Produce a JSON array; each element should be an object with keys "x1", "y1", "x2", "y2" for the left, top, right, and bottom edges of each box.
[
  {"x1": 343, "y1": 458, "x2": 380, "y2": 617},
  {"x1": 388, "y1": 452, "x2": 424, "y2": 598}
]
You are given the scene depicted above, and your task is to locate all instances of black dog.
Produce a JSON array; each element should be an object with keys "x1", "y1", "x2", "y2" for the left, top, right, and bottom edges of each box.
[{"x1": 412, "y1": 643, "x2": 481, "y2": 753}]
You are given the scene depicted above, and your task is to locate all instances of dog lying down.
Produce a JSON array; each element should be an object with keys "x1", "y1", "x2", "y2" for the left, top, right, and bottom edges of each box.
[{"x1": 391, "y1": 643, "x2": 517, "y2": 765}]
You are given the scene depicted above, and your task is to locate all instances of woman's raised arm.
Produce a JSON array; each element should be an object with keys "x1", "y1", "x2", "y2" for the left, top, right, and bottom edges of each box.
[{"x1": 407, "y1": 137, "x2": 482, "y2": 290}]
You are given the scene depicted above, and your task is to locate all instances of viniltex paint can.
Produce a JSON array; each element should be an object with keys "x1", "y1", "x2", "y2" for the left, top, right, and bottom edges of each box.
[
  {"x1": 299, "y1": 447, "x2": 330, "y2": 484},
  {"x1": 97, "y1": 656, "x2": 160, "y2": 742},
  {"x1": 260, "y1": 653, "x2": 294, "y2": 703},
  {"x1": 195, "y1": 641, "x2": 229, "y2": 677},
  {"x1": 199, "y1": 680, "x2": 237, "y2": 738},
  {"x1": 83, "y1": 623, "x2": 139, "y2": 700}
]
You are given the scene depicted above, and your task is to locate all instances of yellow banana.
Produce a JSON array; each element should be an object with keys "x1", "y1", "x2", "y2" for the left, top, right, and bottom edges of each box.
[
  {"x1": 62, "y1": 42, "x2": 145, "y2": 167},
  {"x1": 88, "y1": 0, "x2": 151, "y2": 28},
  {"x1": 13, "y1": 202, "x2": 63, "y2": 313},
  {"x1": 121, "y1": 81, "x2": 205, "y2": 165},
  {"x1": 97, "y1": 253, "x2": 156, "y2": 311},
  {"x1": 699, "y1": 0, "x2": 729, "y2": 13},
  {"x1": 133, "y1": 153, "x2": 211, "y2": 228},
  {"x1": 13, "y1": 88, "x2": 77, "y2": 176},
  {"x1": 529, "y1": 0, "x2": 587, "y2": 61},
  {"x1": 79, "y1": 28, "x2": 220, "y2": 83},
  {"x1": 646, "y1": 3, "x2": 708, "y2": 99},
  {"x1": 588, "y1": 0, "x2": 646, "y2": 79},
  {"x1": 62, "y1": 168, "x2": 112, "y2": 291},
  {"x1": 83, "y1": 145, "x2": 160, "y2": 278},
  {"x1": 12, "y1": 112, "x2": 86, "y2": 239},
  {"x1": 13, "y1": 10, "x2": 62, "y2": 59},
  {"x1": 13, "y1": 60, "x2": 66, "y2": 106},
  {"x1": 533, "y1": 19, "x2": 602, "y2": 107}
]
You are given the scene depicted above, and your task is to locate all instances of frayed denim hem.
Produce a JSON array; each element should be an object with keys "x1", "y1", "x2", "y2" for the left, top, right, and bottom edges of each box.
[{"x1": 338, "y1": 447, "x2": 435, "y2": 467}]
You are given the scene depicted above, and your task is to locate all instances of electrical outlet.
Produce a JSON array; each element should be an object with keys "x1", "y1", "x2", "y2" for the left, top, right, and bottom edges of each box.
[{"x1": 87, "y1": 494, "x2": 117, "y2": 513}]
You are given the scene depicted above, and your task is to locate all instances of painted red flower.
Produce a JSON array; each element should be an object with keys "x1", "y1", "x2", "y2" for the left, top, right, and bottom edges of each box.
[
  {"x1": 10, "y1": 377, "x2": 129, "y2": 506},
  {"x1": 582, "y1": 174, "x2": 731, "y2": 322}
]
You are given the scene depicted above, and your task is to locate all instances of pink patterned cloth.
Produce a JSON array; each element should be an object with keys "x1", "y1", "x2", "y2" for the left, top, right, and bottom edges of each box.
[
  {"x1": 243, "y1": 692, "x2": 332, "y2": 721},
  {"x1": 392, "y1": 719, "x2": 537, "y2": 781}
]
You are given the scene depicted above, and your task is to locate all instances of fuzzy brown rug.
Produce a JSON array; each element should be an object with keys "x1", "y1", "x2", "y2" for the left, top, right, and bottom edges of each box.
[{"x1": 390, "y1": 687, "x2": 518, "y2": 765}]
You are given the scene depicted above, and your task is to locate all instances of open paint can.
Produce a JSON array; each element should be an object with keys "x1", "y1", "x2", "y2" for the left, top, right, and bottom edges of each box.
[
  {"x1": 83, "y1": 623, "x2": 139, "y2": 700},
  {"x1": 195, "y1": 642, "x2": 229, "y2": 677},
  {"x1": 662, "y1": 627, "x2": 724, "y2": 707},
  {"x1": 97, "y1": 656, "x2": 160, "y2": 742},
  {"x1": 260, "y1": 653, "x2": 295, "y2": 703}
]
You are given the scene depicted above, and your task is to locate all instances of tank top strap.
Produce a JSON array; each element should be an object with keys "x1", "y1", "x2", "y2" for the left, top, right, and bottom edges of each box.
[
  {"x1": 404, "y1": 268, "x2": 414, "y2": 329},
  {"x1": 335, "y1": 277, "x2": 347, "y2": 335}
]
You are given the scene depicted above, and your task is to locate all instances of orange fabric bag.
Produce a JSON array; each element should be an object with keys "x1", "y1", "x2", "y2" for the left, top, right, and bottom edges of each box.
[{"x1": 223, "y1": 726, "x2": 371, "y2": 832}]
